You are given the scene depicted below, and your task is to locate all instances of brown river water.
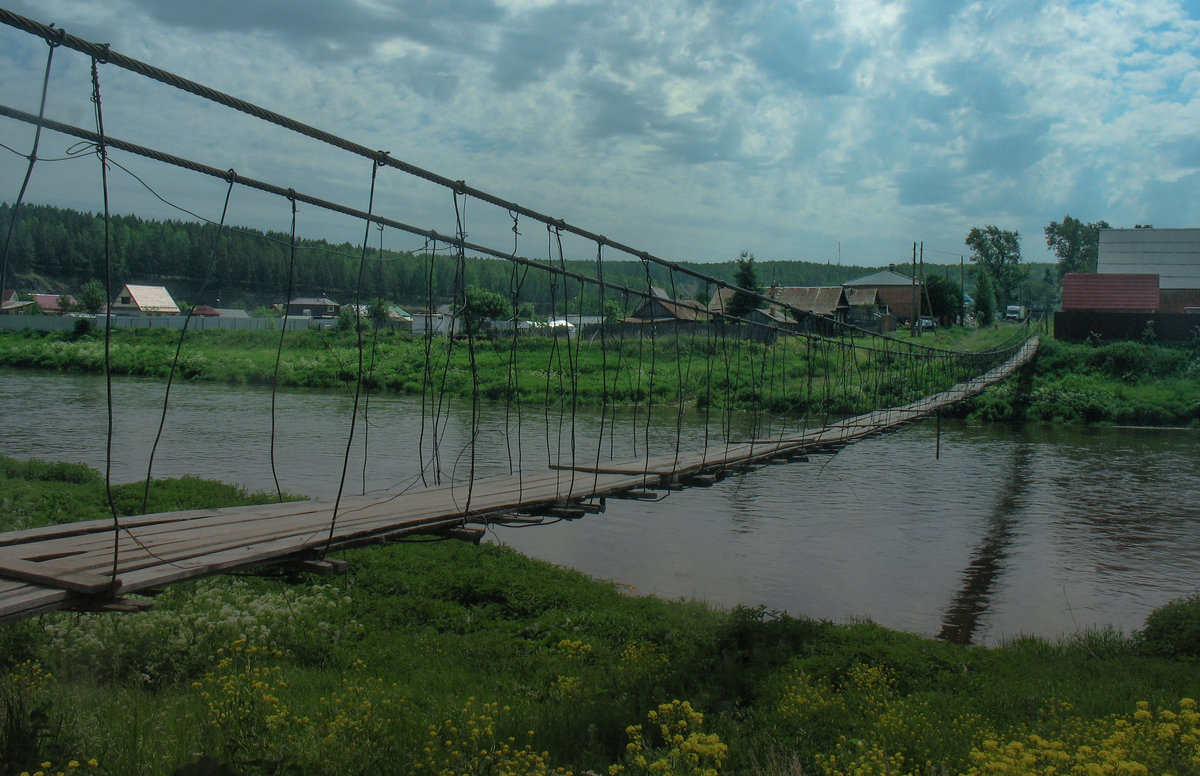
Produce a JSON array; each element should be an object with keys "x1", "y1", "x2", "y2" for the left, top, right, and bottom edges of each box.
[{"x1": 2, "y1": 369, "x2": 1198, "y2": 645}]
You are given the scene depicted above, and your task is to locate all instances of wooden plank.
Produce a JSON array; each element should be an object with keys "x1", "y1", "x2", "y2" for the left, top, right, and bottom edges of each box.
[{"x1": 0, "y1": 553, "x2": 116, "y2": 594}]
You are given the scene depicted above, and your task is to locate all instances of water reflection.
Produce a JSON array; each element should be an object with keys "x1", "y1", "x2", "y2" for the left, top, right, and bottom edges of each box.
[{"x1": 937, "y1": 441, "x2": 1031, "y2": 643}]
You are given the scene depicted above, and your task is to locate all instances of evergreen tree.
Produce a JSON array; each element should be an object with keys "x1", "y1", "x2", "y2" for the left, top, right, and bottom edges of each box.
[{"x1": 725, "y1": 251, "x2": 760, "y2": 319}]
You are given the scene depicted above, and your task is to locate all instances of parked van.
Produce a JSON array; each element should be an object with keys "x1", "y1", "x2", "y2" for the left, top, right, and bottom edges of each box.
[{"x1": 1004, "y1": 305, "x2": 1026, "y2": 320}]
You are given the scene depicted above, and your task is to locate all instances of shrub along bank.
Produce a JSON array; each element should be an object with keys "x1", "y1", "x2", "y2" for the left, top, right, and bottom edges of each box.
[
  {"x1": 953, "y1": 336, "x2": 1200, "y2": 426},
  {"x1": 1, "y1": 455, "x2": 1200, "y2": 775}
]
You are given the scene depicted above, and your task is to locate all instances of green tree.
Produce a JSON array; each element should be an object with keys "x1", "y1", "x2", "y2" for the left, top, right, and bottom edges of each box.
[
  {"x1": 336, "y1": 306, "x2": 358, "y2": 331},
  {"x1": 965, "y1": 226, "x2": 1024, "y2": 306},
  {"x1": 461, "y1": 285, "x2": 512, "y2": 334},
  {"x1": 923, "y1": 274, "x2": 962, "y2": 323},
  {"x1": 1044, "y1": 215, "x2": 1110, "y2": 277},
  {"x1": 602, "y1": 298, "x2": 624, "y2": 324},
  {"x1": 975, "y1": 272, "x2": 996, "y2": 327},
  {"x1": 367, "y1": 297, "x2": 390, "y2": 329},
  {"x1": 78, "y1": 280, "x2": 107, "y2": 315},
  {"x1": 725, "y1": 251, "x2": 760, "y2": 319}
]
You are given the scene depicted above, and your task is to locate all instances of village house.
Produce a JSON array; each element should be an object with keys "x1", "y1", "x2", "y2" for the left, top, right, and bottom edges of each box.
[
  {"x1": 1096, "y1": 228, "x2": 1200, "y2": 313},
  {"x1": 1, "y1": 289, "x2": 35, "y2": 314},
  {"x1": 625, "y1": 287, "x2": 711, "y2": 323},
  {"x1": 1, "y1": 290, "x2": 77, "y2": 315},
  {"x1": 1055, "y1": 228, "x2": 1200, "y2": 340},
  {"x1": 109, "y1": 284, "x2": 180, "y2": 316},
  {"x1": 709, "y1": 285, "x2": 850, "y2": 322},
  {"x1": 285, "y1": 296, "x2": 340, "y2": 318},
  {"x1": 30, "y1": 293, "x2": 77, "y2": 315},
  {"x1": 1061, "y1": 273, "x2": 1160, "y2": 314},
  {"x1": 840, "y1": 267, "x2": 921, "y2": 323}
]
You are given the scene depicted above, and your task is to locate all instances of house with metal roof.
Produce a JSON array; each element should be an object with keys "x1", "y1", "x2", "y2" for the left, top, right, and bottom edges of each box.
[
  {"x1": 841, "y1": 267, "x2": 921, "y2": 322},
  {"x1": 1098, "y1": 228, "x2": 1200, "y2": 313},
  {"x1": 1, "y1": 289, "x2": 35, "y2": 314},
  {"x1": 285, "y1": 297, "x2": 340, "y2": 318},
  {"x1": 707, "y1": 285, "x2": 849, "y2": 319},
  {"x1": 109, "y1": 284, "x2": 180, "y2": 316},
  {"x1": 28, "y1": 293, "x2": 76, "y2": 315},
  {"x1": 626, "y1": 287, "x2": 711, "y2": 323},
  {"x1": 1056, "y1": 232, "x2": 1200, "y2": 339}
]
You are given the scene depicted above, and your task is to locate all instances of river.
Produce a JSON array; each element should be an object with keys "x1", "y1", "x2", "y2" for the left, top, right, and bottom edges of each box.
[{"x1": 2, "y1": 369, "x2": 1198, "y2": 645}]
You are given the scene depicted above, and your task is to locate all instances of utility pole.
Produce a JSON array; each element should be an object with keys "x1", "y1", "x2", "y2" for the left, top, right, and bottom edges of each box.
[
  {"x1": 959, "y1": 255, "x2": 965, "y2": 326},
  {"x1": 910, "y1": 242, "x2": 918, "y2": 337},
  {"x1": 917, "y1": 241, "x2": 926, "y2": 336}
]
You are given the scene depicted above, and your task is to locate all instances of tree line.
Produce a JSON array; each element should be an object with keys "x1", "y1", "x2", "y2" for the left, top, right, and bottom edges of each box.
[{"x1": 3, "y1": 202, "x2": 979, "y2": 315}]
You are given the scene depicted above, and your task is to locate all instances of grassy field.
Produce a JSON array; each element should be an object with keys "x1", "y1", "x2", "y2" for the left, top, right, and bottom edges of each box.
[
  {"x1": 4, "y1": 322, "x2": 1196, "y2": 426},
  {"x1": 2, "y1": 455, "x2": 1200, "y2": 775},
  {"x1": 0, "y1": 324, "x2": 1021, "y2": 415}
]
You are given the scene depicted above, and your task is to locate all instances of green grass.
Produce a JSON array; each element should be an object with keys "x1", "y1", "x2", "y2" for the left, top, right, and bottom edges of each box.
[
  {"x1": 951, "y1": 336, "x2": 1200, "y2": 426},
  {"x1": 0, "y1": 325, "x2": 1019, "y2": 418},
  {"x1": 2, "y1": 455, "x2": 1200, "y2": 775}
]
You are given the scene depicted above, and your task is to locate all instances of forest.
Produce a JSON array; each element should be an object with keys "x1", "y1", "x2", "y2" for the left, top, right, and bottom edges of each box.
[{"x1": 0, "y1": 202, "x2": 1053, "y2": 314}]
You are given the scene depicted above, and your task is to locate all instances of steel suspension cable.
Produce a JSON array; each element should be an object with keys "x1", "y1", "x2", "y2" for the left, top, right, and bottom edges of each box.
[
  {"x1": 453, "y1": 186, "x2": 479, "y2": 517},
  {"x1": 591, "y1": 239, "x2": 610, "y2": 494},
  {"x1": 418, "y1": 238, "x2": 439, "y2": 486},
  {"x1": 553, "y1": 226, "x2": 580, "y2": 497},
  {"x1": 323, "y1": 158, "x2": 381, "y2": 557},
  {"x1": 141, "y1": 171, "x2": 236, "y2": 513},
  {"x1": 90, "y1": 55, "x2": 121, "y2": 592},
  {"x1": 666, "y1": 269, "x2": 688, "y2": 471},
  {"x1": 505, "y1": 216, "x2": 530, "y2": 505},
  {"x1": 0, "y1": 36, "x2": 55, "y2": 322},
  {"x1": 361, "y1": 222, "x2": 387, "y2": 495},
  {"x1": 639, "y1": 258, "x2": 657, "y2": 484},
  {"x1": 269, "y1": 193, "x2": 300, "y2": 502}
]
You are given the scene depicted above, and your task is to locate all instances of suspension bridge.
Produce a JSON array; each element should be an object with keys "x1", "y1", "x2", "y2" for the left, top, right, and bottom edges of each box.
[{"x1": 0, "y1": 9, "x2": 1039, "y2": 624}]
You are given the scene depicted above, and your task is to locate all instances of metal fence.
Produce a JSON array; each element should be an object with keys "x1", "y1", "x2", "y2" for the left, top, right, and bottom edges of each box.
[
  {"x1": 1054, "y1": 311, "x2": 1200, "y2": 342},
  {"x1": 0, "y1": 315, "x2": 316, "y2": 332}
]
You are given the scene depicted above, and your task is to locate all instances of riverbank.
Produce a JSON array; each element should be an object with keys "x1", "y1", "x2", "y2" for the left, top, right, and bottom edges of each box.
[
  {"x1": 952, "y1": 336, "x2": 1200, "y2": 426},
  {"x1": 7, "y1": 325, "x2": 1197, "y2": 425},
  {"x1": 2, "y1": 455, "x2": 1200, "y2": 775}
]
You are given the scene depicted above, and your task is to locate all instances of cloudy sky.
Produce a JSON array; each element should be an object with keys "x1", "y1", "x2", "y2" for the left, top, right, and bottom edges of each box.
[{"x1": 1, "y1": 0, "x2": 1198, "y2": 269}]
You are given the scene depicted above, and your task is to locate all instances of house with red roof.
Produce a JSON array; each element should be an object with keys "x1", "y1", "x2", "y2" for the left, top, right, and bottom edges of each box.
[
  {"x1": 1061, "y1": 273, "x2": 1159, "y2": 312},
  {"x1": 1055, "y1": 229, "x2": 1200, "y2": 339}
]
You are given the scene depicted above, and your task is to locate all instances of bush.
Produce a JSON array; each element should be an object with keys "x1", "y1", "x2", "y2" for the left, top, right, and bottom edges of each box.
[{"x1": 1137, "y1": 593, "x2": 1200, "y2": 657}]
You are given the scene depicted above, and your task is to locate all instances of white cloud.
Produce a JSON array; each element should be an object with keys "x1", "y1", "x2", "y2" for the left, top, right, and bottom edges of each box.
[{"x1": 2, "y1": 0, "x2": 1199, "y2": 269}]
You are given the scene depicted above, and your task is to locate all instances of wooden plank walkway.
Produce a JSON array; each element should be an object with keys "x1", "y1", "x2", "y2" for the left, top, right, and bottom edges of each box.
[{"x1": 0, "y1": 337, "x2": 1038, "y2": 624}]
